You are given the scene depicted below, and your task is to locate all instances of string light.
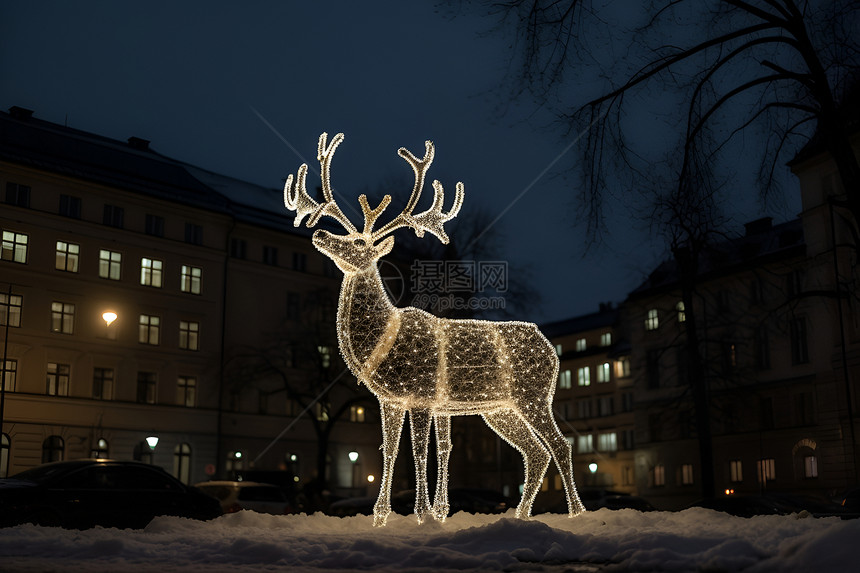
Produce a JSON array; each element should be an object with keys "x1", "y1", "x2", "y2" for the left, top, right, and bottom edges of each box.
[{"x1": 284, "y1": 133, "x2": 585, "y2": 526}]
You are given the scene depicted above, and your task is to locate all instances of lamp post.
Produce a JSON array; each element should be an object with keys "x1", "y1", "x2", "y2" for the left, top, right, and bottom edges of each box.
[{"x1": 348, "y1": 451, "x2": 359, "y2": 492}]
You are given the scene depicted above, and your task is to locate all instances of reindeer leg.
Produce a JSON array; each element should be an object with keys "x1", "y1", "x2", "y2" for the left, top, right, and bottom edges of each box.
[
  {"x1": 374, "y1": 401, "x2": 406, "y2": 527},
  {"x1": 409, "y1": 408, "x2": 433, "y2": 523},
  {"x1": 432, "y1": 414, "x2": 451, "y2": 521},
  {"x1": 520, "y1": 403, "x2": 586, "y2": 517},
  {"x1": 483, "y1": 410, "x2": 550, "y2": 519}
]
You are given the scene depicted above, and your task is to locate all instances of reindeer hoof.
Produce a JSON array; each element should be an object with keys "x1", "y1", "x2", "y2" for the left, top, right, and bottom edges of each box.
[{"x1": 372, "y1": 508, "x2": 390, "y2": 527}]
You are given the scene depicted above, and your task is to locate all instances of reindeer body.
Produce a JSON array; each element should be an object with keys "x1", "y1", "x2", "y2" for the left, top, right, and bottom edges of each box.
[{"x1": 284, "y1": 133, "x2": 585, "y2": 526}]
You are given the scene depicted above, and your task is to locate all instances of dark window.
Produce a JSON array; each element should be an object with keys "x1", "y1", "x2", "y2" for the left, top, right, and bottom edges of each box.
[
  {"x1": 794, "y1": 392, "x2": 814, "y2": 426},
  {"x1": 286, "y1": 292, "x2": 301, "y2": 319},
  {"x1": 648, "y1": 413, "x2": 663, "y2": 442},
  {"x1": 145, "y1": 214, "x2": 165, "y2": 237},
  {"x1": 230, "y1": 238, "x2": 247, "y2": 259},
  {"x1": 93, "y1": 368, "x2": 114, "y2": 400},
  {"x1": 760, "y1": 397, "x2": 774, "y2": 430},
  {"x1": 263, "y1": 246, "x2": 278, "y2": 266},
  {"x1": 790, "y1": 317, "x2": 809, "y2": 365},
  {"x1": 293, "y1": 252, "x2": 307, "y2": 271},
  {"x1": 41, "y1": 436, "x2": 64, "y2": 463},
  {"x1": 5, "y1": 183, "x2": 30, "y2": 207},
  {"x1": 103, "y1": 204, "x2": 124, "y2": 228},
  {"x1": 59, "y1": 194, "x2": 81, "y2": 218},
  {"x1": 646, "y1": 350, "x2": 660, "y2": 389},
  {"x1": 755, "y1": 326, "x2": 770, "y2": 369},
  {"x1": 185, "y1": 223, "x2": 203, "y2": 245},
  {"x1": 137, "y1": 372, "x2": 157, "y2": 404}
]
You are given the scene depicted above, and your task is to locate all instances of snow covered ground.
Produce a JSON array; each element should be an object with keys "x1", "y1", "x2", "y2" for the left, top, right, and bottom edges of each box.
[{"x1": 0, "y1": 508, "x2": 857, "y2": 572}]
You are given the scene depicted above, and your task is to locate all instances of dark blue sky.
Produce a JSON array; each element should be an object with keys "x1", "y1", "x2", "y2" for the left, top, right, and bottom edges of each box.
[{"x1": 0, "y1": 1, "x2": 798, "y2": 322}]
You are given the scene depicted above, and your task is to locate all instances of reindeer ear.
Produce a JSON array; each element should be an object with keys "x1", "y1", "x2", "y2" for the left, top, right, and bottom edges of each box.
[{"x1": 375, "y1": 236, "x2": 395, "y2": 257}]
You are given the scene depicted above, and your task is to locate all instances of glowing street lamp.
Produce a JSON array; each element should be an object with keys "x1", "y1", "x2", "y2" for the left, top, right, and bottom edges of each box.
[
  {"x1": 348, "y1": 451, "x2": 359, "y2": 464},
  {"x1": 102, "y1": 311, "x2": 118, "y2": 327},
  {"x1": 146, "y1": 436, "x2": 159, "y2": 450},
  {"x1": 588, "y1": 462, "x2": 598, "y2": 474}
]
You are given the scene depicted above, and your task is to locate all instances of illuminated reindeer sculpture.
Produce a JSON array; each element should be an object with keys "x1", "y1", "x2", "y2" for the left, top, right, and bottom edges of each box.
[{"x1": 284, "y1": 133, "x2": 585, "y2": 526}]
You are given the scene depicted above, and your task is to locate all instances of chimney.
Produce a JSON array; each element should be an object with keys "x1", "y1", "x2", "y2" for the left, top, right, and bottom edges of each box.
[
  {"x1": 127, "y1": 136, "x2": 150, "y2": 151},
  {"x1": 9, "y1": 106, "x2": 34, "y2": 120},
  {"x1": 744, "y1": 217, "x2": 773, "y2": 236}
]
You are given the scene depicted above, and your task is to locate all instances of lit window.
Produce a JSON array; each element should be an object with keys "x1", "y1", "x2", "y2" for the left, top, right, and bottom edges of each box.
[
  {"x1": 177, "y1": 376, "x2": 197, "y2": 407},
  {"x1": 50, "y1": 302, "x2": 75, "y2": 334},
  {"x1": 0, "y1": 293, "x2": 22, "y2": 327},
  {"x1": 615, "y1": 356, "x2": 630, "y2": 378},
  {"x1": 730, "y1": 460, "x2": 743, "y2": 482},
  {"x1": 139, "y1": 314, "x2": 160, "y2": 345},
  {"x1": 318, "y1": 345, "x2": 333, "y2": 368},
  {"x1": 92, "y1": 368, "x2": 114, "y2": 400},
  {"x1": 350, "y1": 405, "x2": 366, "y2": 422},
  {"x1": 99, "y1": 250, "x2": 122, "y2": 280},
  {"x1": 600, "y1": 332, "x2": 611, "y2": 347},
  {"x1": 1, "y1": 230, "x2": 28, "y2": 263},
  {"x1": 681, "y1": 464, "x2": 694, "y2": 485},
  {"x1": 55, "y1": 241, "x2": 80, "y2": 272},
  {"x1": 577, "y1": 434, "x2": 593, "y2": 453},
  {"x1": 676, "y1": 301, "x2": 685, "y2": 323},
  {"x1": 2, "y1": 359, "x2": 18, "y2": 392},
  {"x1": 46, "y1": 362, "x2": 70, "y2": 396},
  {"x1": 181, "y1": 265, "x2": 202, "y2": 294},
  {"x1": 554, "y1": 343, "x2": 562, "y2": 356},
  {"x1": 645, "y1": 309, "x2": 659, "y2": 331},
  {"x1": 179, "y1": 320, "x2": 199, "y2": 350},
  {"x1": 140, "y1": 258, "x2": 163, "y2": 287},
  {"x1": 558, "y1": 369, "x2": 571, "y2": 389},
  {"x1": 575, "y1": 338, "x2": 586, "y2": 352},
  {"x1": 577, "y1": 366, "x2": 590, "y2": 386},
  {"x1": 597, "y1": 432, "x2": 617, "y2": 452},
  {"x1": 803, "y1": 456, "x2": 818, "y2": 478},
  {"x1": 137, "y1": 372, "x2": 157, "y2": 404},
  {"x1": 757, "y1": 458, "x2": 776, "y2": 482},
  {"x1": 653, "y1": 464, "x2": 666, "y2": 486},
  {"x1": 597, "y1": 362, "x2": 611, "y2": 383}
]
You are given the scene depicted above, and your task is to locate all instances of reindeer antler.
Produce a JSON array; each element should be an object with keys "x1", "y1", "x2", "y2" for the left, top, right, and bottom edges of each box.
[
  {"x1": 370, "y1": 140, "x2": 465, "y2": 244},
  {"x1": 283, "y1": 132, "x2": 358, "y2": 234}
]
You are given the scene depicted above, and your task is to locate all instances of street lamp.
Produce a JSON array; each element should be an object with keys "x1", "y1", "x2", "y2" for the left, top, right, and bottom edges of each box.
[
  {"x1": 146, "y1": 436, "x2": 159, "y2": 450},
  {"x1": 348, "y1": 451, "x2": 359, "y2": 491},
  {"x1": 588, "y1": 462, "x2": 598, "y2": 474},
  {"x1": 102, "y1": 311, "x2": 118, "y2": 327}
]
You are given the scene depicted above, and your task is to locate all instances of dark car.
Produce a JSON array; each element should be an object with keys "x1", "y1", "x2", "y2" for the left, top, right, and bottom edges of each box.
[
  {"x1": 0, "y1": 459, "x2": 222, "y2": 529},
  {"x1": 686, "y1": 495, "x2": 786, "y2": 518}
]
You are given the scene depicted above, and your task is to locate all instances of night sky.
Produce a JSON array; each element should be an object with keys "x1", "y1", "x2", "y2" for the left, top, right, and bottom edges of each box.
[{"x1": 0, "y1": 1, "x2": 799, "y2": 322}]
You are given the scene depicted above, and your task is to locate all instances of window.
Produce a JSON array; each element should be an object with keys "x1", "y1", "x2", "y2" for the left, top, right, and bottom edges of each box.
[
  {"x1": 174, "y1": 444, "x2": 192, "y2": 484},
  {"x1": 180, "y1": 265, "x2": 202, "y2": 294},
  {"x1": 139, "y1": 314, "x2": 160, "y2": 345},
  {"x1": 1, "y1": 359, "x2": 17, "y2": 392},
  {"x1": 577, "y1": 366, "x2": 590, "y2": 386},
  {"x1": 42, "y1": 436, "x2": 64, "y2": 463},
  {"x1": 597, "y1": 432, "x2": 617, "y2": 452},
  {"x1": 622, "y1": 465, "x2": 634, "y2": 486},
  {"x1": 145, "y1": 214, "x2": 165, "y2": 237},
  {"x1": 615, "y1": 356, "x2": 630, "y2": 378},
  {"x1": 286, "y1": 292, "x2": 301, "y2": 320},
  {"x1": 91, "y1": 438, "x2": 109, "y2": 459},
  {"x1": 140, "y1": 258, "x2": 163, "y2": 287},
  {"x1": 177, "y1": 376, "x2": 197, "y2": 407},
  {"x1": 794, "y1": 392, "x2": 814, "y2": 426},
  {"x1": 92, "y1": 368, "x2": 114, "y2": 400},
  {"x1": 577, "y1": 434, "x2": 593, "y2": 453},
  {"x1": 558, "y1": 369, "x2": 572, "y2": 389},
  {"x1": 318, "y1": 345, "x2": 333, "y2": 368},
  {"x1": 575, "y1": 338, "x2": 586, "y2": 352},
  {"x1": 59, "y1": 194, "x2": 81, "y2": 218},
  {"x1": 803, "y1": 456, "x2": 818, "y2": 478},
  {"x1": 757, "y1": 458, "x2": 776, "y2": 482},
  {"x1": 185, "y1": 223, "x2": 203, "y2": 245},
  {"x1": 787, "y1": 270, "x2": 803, "y2": 297},
  {"x1": 649, "y1": 413, "x2": 663, "y2": 442},
  {"x1": 292, "y1": 252, "x2": 306, "y2": 271},
  {"x1": 755, "y1": 326, "x2": 771, "y2": 369},
  {"x1": 46, "y1": 362, "x2": 70, "y2": 396},
  {"x1": 681, "y1": 464, "x2": 694, "y2": 485},
  {"x1": 0, "y1": 434, "x2": 9, "y2": 478},
  {"x1": 315, "y1": 402, "x2": 330, "y2": 422},
  {"x1": 621, "y1": 392, "x2": 633, "y2": 412},
  {"x1": 137, "y1": 372, "x2": 157, "y2": 404},
  {"x1": 600, "y1": 332, "x2": 611, "y2": 347},
  {"x1": 99, "y1": 250, "x2": 122, "y2": 280},
  {"x1": 760, "y1": 397, "x2": 775, "y2": 430},
  {"x1": 645, "y1": 309, "x2": 659, "y2": 331},
  {"x1": 790, "y1": 317, "x2": 809, "y2": 364},
  {"x1": 577, "y1": 399, "x2": 591, "y2": 418},
  {"x1": 51, "y1": 302, "x2": 75, "y2": 334},
  {"x1": 230, "y1": 238, "x2": 247, "y2": 259},
  {"x1": 1, "y1": 230, "x2": 28, "y2": 263},
  {"x1": 350, "y1": 405, "x2": 366, "y2": 422},
  {"x1": 179, "y1": 320, "x2": 199, "y2": 350},
  {"x1": 676, "y1": 301, "x2": 686, "y2": 323},
  {"x1": 0, "y1": 293, "x2": 22, "y2": 327},
  {"x1": 646, "y1": 350, "x2": 660, "y2": 388},
  {"x1": 55, "y1": 241, "x2": 80, "y2": 272},
  {"x1": 103, "y1": 204, "x2": 124, "y2": 228},
  {"x1": 730, "y1": 460, "x2": 743, "y2": 483},
  {"x1": 597, "y1": 362, "x2": 611, "y2": 383},
  {"x1": 598, "y1": 396, "x2": 613, "y2": 416},
  {"x1": 134, "y1": 441, "x2": 153, "y2": 464},
  {"x1": 263, "y1": 246, "x2": 278, "y2": 266},
  {"x1": 6, "y1": 182, "x2": 31, "y2": 207},
  {"x1": 653, "y1": 464, "x2": 666, "y2": 487},
  {"x1": 622, "y1": 429, "x2": 635, "y2": 450},
  {"x1": 554, "y1": 343, "x2": 562, "y2": 356}
]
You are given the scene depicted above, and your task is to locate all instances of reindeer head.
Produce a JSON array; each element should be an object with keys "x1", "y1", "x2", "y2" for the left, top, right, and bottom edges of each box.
[{"x1": 284, "y1": 133, "x2": 464, "y2": 274}]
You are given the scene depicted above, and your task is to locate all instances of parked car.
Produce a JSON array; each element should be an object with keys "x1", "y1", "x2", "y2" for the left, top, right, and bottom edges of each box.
[
  {"x1": 194, "y1": 481, "x2": 294, "y2": 515},
  {"x1": 548, "y1": 489, "x2": 655, "y2": 513},
  {"x1": 0, "y1": 459, "x2": 222, "y2": 529},
  {"x1": 686, "y1": 495, "x2": 786, "y2": 518}
]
